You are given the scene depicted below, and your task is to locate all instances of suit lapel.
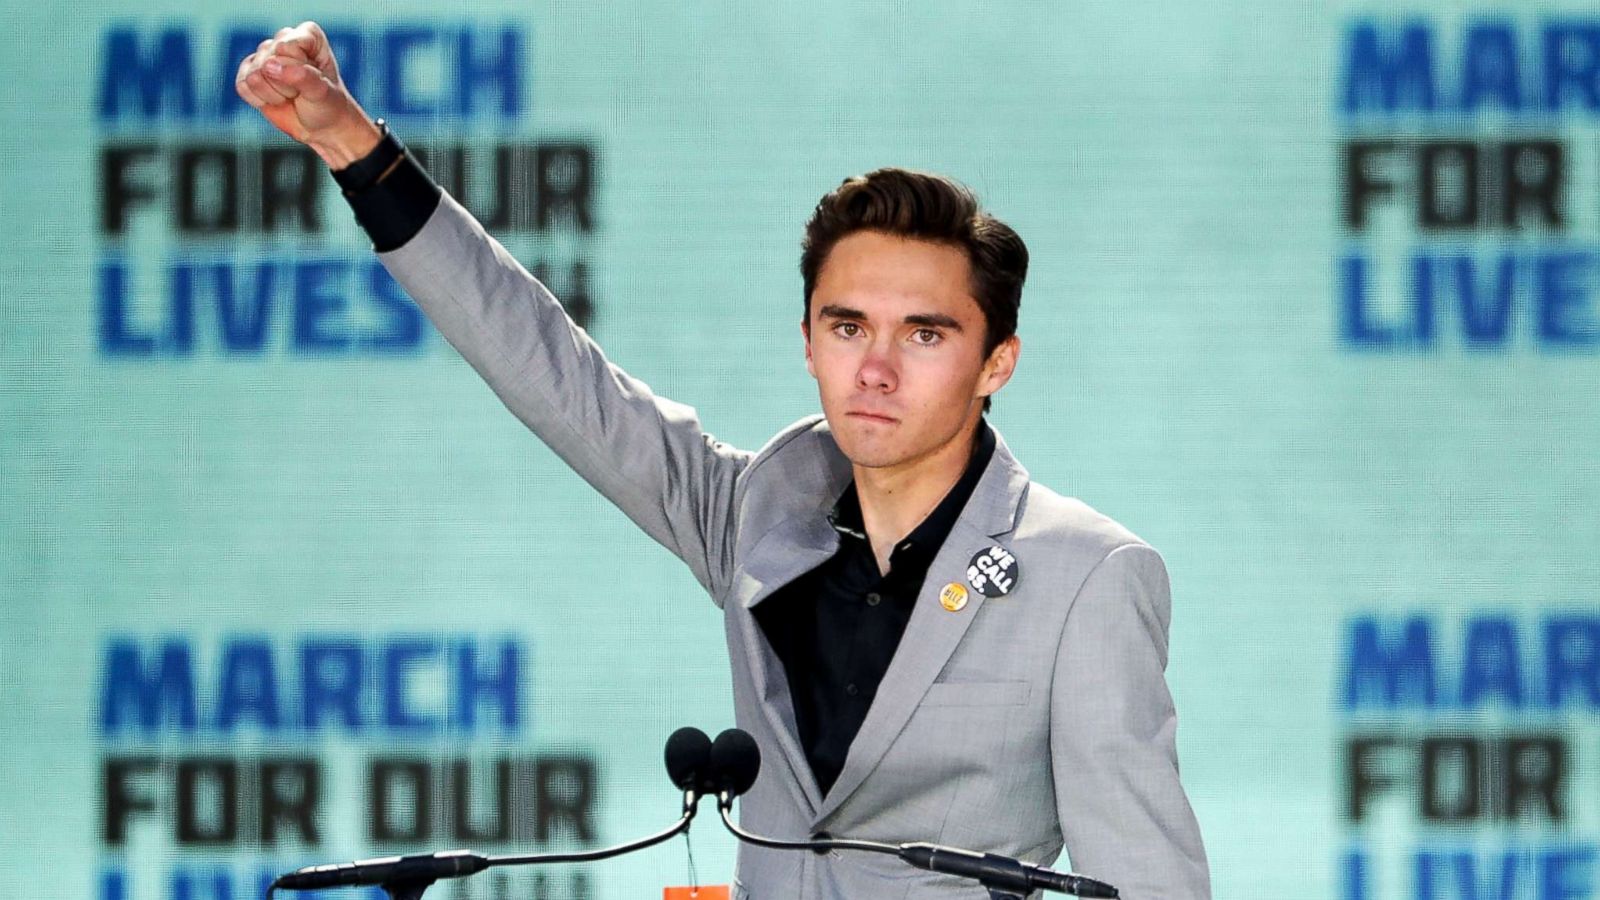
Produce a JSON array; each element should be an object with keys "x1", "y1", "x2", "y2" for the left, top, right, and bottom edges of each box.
[
  {"x1": 733, "y1": 514, "x2": 841, "y2": 814},
  {"x1": 813, "y1": 434, "x2": 1030, "y2": 824}
]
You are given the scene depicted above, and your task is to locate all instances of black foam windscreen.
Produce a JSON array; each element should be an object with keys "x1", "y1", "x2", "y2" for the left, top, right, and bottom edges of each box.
[
  {"x1": 664, "y1": 726, "x2": 713, "y2": 791},
  {"x1": 710, "y1": 728, "x2": 761, "y2": 797}
]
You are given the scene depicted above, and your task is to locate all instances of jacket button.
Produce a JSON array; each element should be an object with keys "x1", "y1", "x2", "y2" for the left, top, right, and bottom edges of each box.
[
  {"x1": 845, "y1": 683, "x2": 859, "y2": 697},
  {"x1": 865, "y1": 592, "x2": 881, "y2": 607},
  {"x1": 811, "y1": 831, "x2": 832, "y2": 856}
]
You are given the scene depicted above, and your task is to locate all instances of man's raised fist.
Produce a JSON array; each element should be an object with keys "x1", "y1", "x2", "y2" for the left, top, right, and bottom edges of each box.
[{"x1": 235, "y1": 21, "x2": 381, "y2": 168}]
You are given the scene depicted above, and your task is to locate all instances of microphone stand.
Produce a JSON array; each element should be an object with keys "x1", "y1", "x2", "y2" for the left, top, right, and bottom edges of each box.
[{"x1": 271, "y1": 791, "x2": 703, "y2": 900}]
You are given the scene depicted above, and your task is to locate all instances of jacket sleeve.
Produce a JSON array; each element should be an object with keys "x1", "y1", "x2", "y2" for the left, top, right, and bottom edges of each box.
[
  {"x1": 374, "y1": 189, "x2": 752, "y2": 600},
  {"x1": 1049, "y1": 543, "x2": 1212, "y2": 899}
]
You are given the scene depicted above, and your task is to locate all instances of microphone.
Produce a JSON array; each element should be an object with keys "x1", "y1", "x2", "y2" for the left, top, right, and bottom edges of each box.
[
  {"x1": 707, "y1": 728, "x2": 1118, "y2": 898},
  {"x1": 896, "y1": 844, "x2": 1119, "y2": 899},
  {"x1": 271, "y1": 851, "x2": 488, "y2": 892},
  {"x1": 709, "y1": 727, "x2": 760, "y2": 809},
  {"x1": 666, "y1": 725, "x2": 716, "y2": 807}
]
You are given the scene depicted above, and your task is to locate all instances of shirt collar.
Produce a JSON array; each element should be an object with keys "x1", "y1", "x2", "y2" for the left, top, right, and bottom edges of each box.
[{"x1": 826, "y1": 418, "x2": 997, "y2": 568}]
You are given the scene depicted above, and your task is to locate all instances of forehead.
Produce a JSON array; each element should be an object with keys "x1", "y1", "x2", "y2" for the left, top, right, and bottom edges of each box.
[{"x1": 812, "y1": 231, "x2": 978, "y2": 318}]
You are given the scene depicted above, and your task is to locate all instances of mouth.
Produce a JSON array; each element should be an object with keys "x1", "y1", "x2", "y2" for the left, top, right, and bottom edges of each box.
[{"x1": 846, "y1": 411, "x2": 899, "y2": 424}]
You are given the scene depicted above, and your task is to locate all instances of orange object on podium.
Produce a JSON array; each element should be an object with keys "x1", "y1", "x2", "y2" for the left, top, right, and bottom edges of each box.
[{"x1": 663, "y1": 886, "x2": 730, "y2": 899}]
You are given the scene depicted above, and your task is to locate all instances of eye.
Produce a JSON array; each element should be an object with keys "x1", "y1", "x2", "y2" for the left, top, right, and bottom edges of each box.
[
  {"x1": 832, "y1": 321, "x2": 862, "y2": 338},
  {"x1": 911, "y1": 328, "x2": 942, "y2": 345}
]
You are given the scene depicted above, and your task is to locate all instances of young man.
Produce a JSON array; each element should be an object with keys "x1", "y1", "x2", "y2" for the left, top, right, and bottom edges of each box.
[{"x1": 238, "y1": 23, "x2": 1211, "y2": 899}]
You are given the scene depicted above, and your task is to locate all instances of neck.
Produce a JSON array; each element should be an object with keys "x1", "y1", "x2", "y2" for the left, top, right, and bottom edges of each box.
[{"x1": 854, "y1": 415, "x2": 982, "y2": 574}]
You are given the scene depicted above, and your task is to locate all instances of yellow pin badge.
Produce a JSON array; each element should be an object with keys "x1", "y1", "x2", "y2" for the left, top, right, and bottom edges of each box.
[{"x1": 939, "y1": 582, "x2": 969, "y2": 612}]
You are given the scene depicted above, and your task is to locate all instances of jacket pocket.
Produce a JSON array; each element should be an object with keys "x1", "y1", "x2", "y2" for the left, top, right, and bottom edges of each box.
[{"x1": 919, "y1": 680, "x2": 1030, "y2": 707}]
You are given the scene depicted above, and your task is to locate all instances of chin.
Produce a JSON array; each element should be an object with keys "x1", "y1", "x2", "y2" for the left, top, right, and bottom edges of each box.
[
  {"x1": 840, "y1": 447, "x2": 906, "y2": 470},
  {"x1": 829, "y1": 424, "x2": 911, "y2": 469}
]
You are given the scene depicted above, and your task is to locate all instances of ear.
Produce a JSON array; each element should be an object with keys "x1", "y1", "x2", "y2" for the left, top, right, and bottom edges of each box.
[
  {"x1": 977, "y1": 335, "x2": 1020, "y2": 400},
  {"x1": 802, "y1": 318, "x2": 816, "y2": 379}
]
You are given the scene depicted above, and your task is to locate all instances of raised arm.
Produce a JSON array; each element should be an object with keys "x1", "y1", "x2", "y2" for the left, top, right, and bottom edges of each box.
[{"x1": 237, "y1": 22, "x2": 752, "y2": 598}]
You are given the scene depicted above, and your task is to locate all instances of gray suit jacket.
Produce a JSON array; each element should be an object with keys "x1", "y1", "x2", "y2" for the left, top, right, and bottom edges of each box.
[{"x1": 376, "y1": 191, "x2": 1212, "y2": 899}]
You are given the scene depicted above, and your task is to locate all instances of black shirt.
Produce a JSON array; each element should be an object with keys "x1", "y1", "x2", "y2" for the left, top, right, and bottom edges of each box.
[
  {"x1": 333, "y1": 132, "x2": 1001, "y2": 796},
  {"x1": 753, "y1": 421, "x2": 996, "y2": 796}
]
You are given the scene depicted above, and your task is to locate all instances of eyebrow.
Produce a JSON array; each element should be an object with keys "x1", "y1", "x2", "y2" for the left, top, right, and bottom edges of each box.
[{"x1": 816, "y1": 304, "x2": 964, "y2": 331}]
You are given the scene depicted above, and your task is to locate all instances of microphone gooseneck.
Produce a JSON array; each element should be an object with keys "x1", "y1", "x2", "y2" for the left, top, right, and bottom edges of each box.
[
  {"x1": 272, "y1": 729, "x2": 715, "y2": 896},
  {"x1": 715, "y1": 798, "x2": 899, "y2": 855},
  {"x1": 272, "y1": 810, "x2": 701, "y2": 893},
  {"x1": 710, "y1": 728, "x2": 1120, "y2": 898}
]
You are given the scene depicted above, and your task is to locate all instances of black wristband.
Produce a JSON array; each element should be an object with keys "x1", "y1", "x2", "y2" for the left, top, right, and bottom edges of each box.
[
  {"x1": 346, "y1": 148, "x2": 443, "y2": 252},
  {"x1": 331, "y1": 118, "x2": 405, "y2": 196},
  {"x1": 330, "y1": 119, "x2": 442, "y2": 252}
]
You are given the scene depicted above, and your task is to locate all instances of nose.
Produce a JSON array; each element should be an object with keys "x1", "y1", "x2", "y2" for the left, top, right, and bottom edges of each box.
[{"x1": 856, "y1": 341, "x2": 898, "y2": 392}]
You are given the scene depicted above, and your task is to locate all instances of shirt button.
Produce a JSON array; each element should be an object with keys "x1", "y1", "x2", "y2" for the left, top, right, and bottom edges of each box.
[
  {"x1": 865, "y1": 592, "x2": 881, "y2": 607},
  {"x1": 845, "y1": 683, "x2": 860, "y2": 697}
]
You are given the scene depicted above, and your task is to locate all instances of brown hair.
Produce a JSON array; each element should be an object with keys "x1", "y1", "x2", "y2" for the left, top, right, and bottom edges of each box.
[{"x1": 800, "y1": 168, "x2": 1028, "y2": 411}]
